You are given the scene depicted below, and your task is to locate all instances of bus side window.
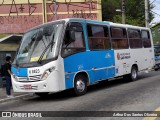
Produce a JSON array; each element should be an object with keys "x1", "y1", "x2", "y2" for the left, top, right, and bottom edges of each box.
[
  {"x1": 141, "y1": 30, "x2": 151, "y2": 48},
  {"x1": 87, "y1": 24, "x2": 110, "y2": 50},
  {"x1": 61, "y1": 22, "x2": 85, "y2": 57},
  {"x1": 111, "y1": 27, "x2": 128, "y2": 49},
  {"x1": 128, "y1": 29, "x2": 142, "y2": 49}
]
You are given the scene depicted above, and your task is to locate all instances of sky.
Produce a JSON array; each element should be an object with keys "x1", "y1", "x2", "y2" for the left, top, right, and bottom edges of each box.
[{"x1": 150, "y1": 0, "x2": 160, "y2": 24}]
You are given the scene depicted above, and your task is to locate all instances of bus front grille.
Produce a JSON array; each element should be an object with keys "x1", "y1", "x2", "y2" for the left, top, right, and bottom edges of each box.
[{"x1": 18, "y1": 75, "x2": 41, "y2": 82}]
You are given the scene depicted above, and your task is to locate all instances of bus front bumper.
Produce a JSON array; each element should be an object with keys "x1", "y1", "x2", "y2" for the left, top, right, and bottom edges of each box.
[{"x1": 11, "y1": 76, "x2": 61, "y2": 93}]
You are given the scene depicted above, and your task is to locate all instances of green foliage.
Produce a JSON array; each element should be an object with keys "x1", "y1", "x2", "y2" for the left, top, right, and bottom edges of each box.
[
  {"x1": 102, "y1": 0, "x2": 120, "y2": 22},
  {"x1": 102, "y1": 0, "x2": 154, "y2": 27},
  {"x1": 113, "y1": 15, "x2": 122, "y2": 24},
  {"x1": 0, "y1": 34, "x2": 10, "y2": 39}
]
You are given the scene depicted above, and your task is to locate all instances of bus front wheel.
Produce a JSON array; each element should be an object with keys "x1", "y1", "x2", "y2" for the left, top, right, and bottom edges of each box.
[{"x1": 74, "y1": 75, "x2": 87, "y2": 96}]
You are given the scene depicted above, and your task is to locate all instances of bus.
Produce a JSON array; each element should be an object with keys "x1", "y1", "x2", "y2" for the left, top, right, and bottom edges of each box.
[
  {"x1": 11, "y1": 18, "x2": 155, "y2": 96},
  {"x1": 154, "y1": 45, "x2": 160, "y2": 71}
]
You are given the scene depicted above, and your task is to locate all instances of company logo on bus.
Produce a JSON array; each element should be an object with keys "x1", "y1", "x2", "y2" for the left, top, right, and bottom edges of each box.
[{"x1": 117, "y1": 53, "x2": 131, "y2": 60}]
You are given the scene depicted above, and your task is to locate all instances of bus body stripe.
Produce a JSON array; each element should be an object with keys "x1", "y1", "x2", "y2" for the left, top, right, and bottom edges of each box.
[
  {"x1": 64, "y1": 50, "x2": 115, "y2": 89},
  {"x1": 11, "y1": 67, "x2": 28, "y2": 77}
]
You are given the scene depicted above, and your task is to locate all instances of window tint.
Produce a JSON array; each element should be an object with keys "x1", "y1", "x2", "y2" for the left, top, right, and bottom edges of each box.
[
  {"x1": 141, "y1": 30, "x2": 151, "y2": 48},
  {"x1": 128, "y1": 29, "x2": 140, "y2": 38},
  {"x1": 111, "y1": 27, "x2": 128, "y2": 49},
  {"x1": 128, "y1": 29, "x2": 142, "y2": 48},
  {"x1": 91, "y1": 26, "x2": 105, "y2": 37},
  {"x1": 61, "y1": 22, "x2": 85, "y2": 57},
  {"x1": 111, "y1": 27, "x2": 127, "y2": 38},
  {"x1": 87, "y1": 24, "x2": 110, "y2": 50}
]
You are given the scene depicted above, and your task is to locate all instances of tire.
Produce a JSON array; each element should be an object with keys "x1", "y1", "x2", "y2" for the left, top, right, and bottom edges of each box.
[
  {"x1": 154, "y1": 68, "x2": 158, "y2": 71},
  {"x1": 123, "y1": 66, "x2": 138, "y2": 82},
  {"x1": 74, "y1": 75, "x2": 87, "y2": 96},
  {"x1": 154, "y1": 65, "x2": 159, "y2": 71},
  {"x1": 35, "y1": 92, "x2": 49, "y2": 97}
]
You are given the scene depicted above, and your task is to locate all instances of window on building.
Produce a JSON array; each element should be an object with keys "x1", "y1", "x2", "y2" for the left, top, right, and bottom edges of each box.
[
  {"x1": 61, "y1": 22, "x2": 85, "y2": 57},
  {"x1": 128, "y1": 29, "x2": 142, "y2": 48},
  {"x1": 111, "y1": 27, "x2": 128, "y2": 49},
  {"x1": 141, "y1": 30, "x2": 151, "y2": 48},
  {"x1": 87, "y1": 24, "x2": 110, "y2": 50}
]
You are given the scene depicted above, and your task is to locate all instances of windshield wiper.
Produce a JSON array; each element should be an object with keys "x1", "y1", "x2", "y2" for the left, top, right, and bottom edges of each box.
[
  {"x1": 15, "y1": 58, "x2": 19, "y2": 67},
  {"x1": 37, "y1": 40, "x2": 55, "y2": 64}
]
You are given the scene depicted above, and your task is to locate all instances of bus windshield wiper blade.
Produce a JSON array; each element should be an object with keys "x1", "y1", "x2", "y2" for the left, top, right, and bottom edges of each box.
[
  {"x1": 38, "y1": 41, "x2": 55, "y2": 64},
  {"x1": 16, "y1": 58, "x2": 19, "y2": 67}
]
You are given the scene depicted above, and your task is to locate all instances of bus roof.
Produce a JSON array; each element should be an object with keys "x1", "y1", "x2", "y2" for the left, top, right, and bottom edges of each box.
[
  {"x1": 25, "y1": 18, "x2": 149, "y2": 33},
  {"x1": 109, "y1": 22, "x2": 150, "y2": 30}
]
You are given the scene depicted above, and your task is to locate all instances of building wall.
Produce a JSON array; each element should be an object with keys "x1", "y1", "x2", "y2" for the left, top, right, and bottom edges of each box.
[{"x1": 0, "y1": 0, "x2": 102, "y2": 34}]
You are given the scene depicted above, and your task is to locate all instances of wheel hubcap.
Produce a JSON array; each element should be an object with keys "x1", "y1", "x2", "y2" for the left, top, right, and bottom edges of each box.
[{"x1": 76, "y1": 79, "x2": 85, "y2": 92}]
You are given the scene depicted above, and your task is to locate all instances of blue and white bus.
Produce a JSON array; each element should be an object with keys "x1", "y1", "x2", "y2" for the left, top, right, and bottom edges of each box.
[{"x1": 11, "y1": 18, "x2": 155, "y2": 96}]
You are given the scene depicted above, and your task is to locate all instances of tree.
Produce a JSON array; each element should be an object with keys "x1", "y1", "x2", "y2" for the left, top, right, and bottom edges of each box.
[
  {"x1": 102, "y1": 0, "x2": 120, "y2": 22},
  {"x1": 101, "y1": 0, "x2": 154, "y2": 27}
]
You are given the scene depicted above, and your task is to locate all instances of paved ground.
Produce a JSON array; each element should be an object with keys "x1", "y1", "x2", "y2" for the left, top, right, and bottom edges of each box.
[
  {"x1": 0, "y1": 76, "x2": 33, "y2": 103},
  {"x1": 0, "y1": 87, "x2": 31, "y2": 103},
  {"x1": 0, "y1": 87, "x2": 28, "y2": 98}
]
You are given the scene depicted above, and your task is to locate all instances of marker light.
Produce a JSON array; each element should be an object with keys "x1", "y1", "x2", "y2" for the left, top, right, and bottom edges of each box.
[{"x1": 12, "y1": 74, "x2": 18, "y2": 82}]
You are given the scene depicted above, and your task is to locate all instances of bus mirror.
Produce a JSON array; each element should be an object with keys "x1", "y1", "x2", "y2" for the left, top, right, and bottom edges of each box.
[
  {"x1": 36, "y1": 31, "x2": 43, "y2": 41},
  {"x1": 69, "y1": 30, "x2": 75, "y2": 42}
]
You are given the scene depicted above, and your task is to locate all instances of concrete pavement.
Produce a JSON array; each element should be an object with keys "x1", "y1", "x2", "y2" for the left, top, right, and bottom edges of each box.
[
  {"x1": 0, "y1": 87, "x2": 33, "y2": 103},
  {"x1": 0, "y1": 76, "x2": 35, "y2": 103}
]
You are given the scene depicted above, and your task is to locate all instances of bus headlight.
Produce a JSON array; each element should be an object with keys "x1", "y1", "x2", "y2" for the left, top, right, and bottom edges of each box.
[
  {"x1": 41, "y1": 67, "x2": 55, "y2": 80},
  {"x1": 12, "y1": 74, "x2": 18, "y2": 82},
  {"x1": 41, "y1": 71, "x2": 50, "y2": 80}
]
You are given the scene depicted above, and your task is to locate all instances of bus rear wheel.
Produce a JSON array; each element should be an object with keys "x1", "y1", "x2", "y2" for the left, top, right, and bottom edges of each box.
[
  {"x1": 74, "y1": 75, "x2": 87, "y2": 96},
  {"x1": 124, "y1": 66, "x2": 138, "y2": 82}
]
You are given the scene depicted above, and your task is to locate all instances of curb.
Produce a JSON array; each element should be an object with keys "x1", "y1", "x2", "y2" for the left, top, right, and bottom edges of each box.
[{"x1": 0, "y1": 93, "x2": 35, "y2": 103}]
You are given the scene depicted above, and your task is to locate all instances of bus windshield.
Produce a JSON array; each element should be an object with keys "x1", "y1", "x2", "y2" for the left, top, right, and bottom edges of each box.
[{"x1": 16, "y1": 23, "x2": 63, "y2": 64}]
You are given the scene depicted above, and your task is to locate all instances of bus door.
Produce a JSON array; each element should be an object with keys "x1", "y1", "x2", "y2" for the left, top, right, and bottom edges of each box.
[{"x1": 62, "y1": 22, "x2": 87, "y2": 88}]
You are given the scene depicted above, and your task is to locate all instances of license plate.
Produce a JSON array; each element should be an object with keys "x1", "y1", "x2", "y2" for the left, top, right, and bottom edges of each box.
[{"x1": 24, "y1": 84, "x2": 32, "y2": 89}]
